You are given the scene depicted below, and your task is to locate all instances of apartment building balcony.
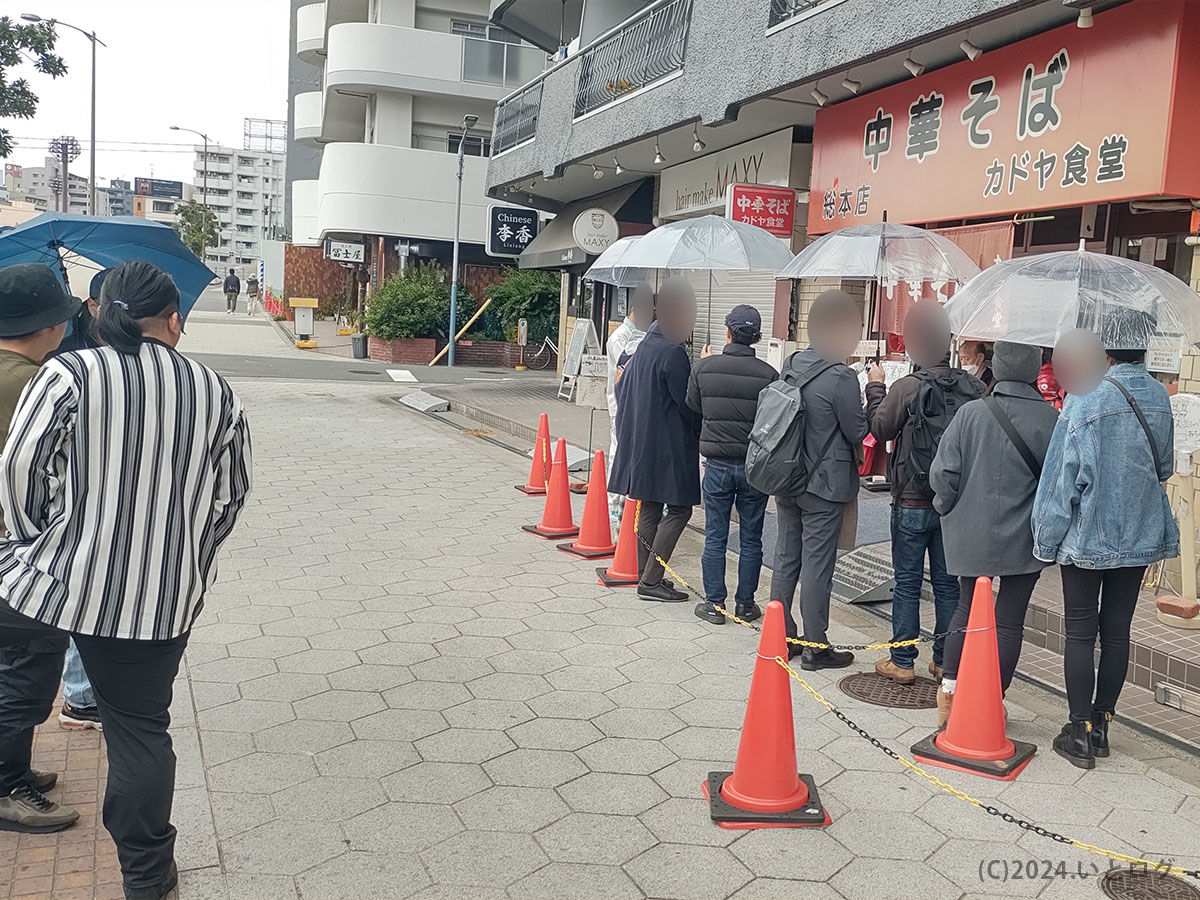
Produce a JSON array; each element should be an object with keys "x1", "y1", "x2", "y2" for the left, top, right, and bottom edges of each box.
[
  {"x1": 314, "y1": 143, "x2": 490, "y2": 244},
  {"x1": 194, "y1": 178, "x2": 233, "y2": 193},
  {"x1": 291, "y1": 180, "x2": 320, "y2": 247},
  {"x1": 296, "y1": 2, "x2": 326, "y2": 65},
  {"x1": 294, "y1": 91, "x2": 324, "y2": 146}
]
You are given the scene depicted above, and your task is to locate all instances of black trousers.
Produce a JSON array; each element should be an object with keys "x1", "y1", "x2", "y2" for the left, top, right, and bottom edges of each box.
[
  {"x1": 941, "y1": 572, "x2": 1041, "y2": 692},
  {"x1": 0, "y1": 601, "x2": 187, "y2": 893},
  {"x1": 769, "y1": 493, "x2": 845, "y2": 644},
  {"x1": 1061, "y1": 564, "x2": 1145, "y2": 722},
  {"x1": 633, "y1": 501, "x2": 693, "y2": 586}
]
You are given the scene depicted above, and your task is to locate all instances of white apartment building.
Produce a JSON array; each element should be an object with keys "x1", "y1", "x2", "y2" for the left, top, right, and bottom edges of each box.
[
  {"x1": 8, "y1": 158, "x2": 89, "y2": 215},
  {"x1": 289, "y1": 0, "x2": 545, "y2": 273},
  {"x1": 190, "y1": 145, "x2": 286, "y2": 268}
]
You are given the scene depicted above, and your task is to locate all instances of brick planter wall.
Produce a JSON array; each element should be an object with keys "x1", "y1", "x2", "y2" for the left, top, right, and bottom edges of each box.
[
  {"x1": 368, "y1": 336, "x2": 437, "y2": 365},
  {"x1": 284, "y1": 245, "x2": 348, "y2": 302},
  {"x1": 448, "y1": 340, "x2": 530, "y2": 368}
]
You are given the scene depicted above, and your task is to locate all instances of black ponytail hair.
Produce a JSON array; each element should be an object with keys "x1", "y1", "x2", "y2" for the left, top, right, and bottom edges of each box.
[{"x1": 95, "y1": 261, "x2": 181, "y2": 354}]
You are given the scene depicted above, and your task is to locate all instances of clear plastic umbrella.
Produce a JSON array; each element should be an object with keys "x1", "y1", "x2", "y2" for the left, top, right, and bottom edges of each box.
[
  {"x1": 777, "y1": 221, "x2": 981, "y2": 284},
  {"x1": 584, "y1": 236, "x2": 654, "y2": 288},
  {"x1": 945, "y1": 241, "x2": 1200, "y2": 351},
  {"x1": 617, "y1": 214, "x2": 794, "y2": 272}
]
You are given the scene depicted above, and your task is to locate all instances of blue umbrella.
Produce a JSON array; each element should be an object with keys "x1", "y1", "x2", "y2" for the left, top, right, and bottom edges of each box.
[{"x1": 0, "y1": 212, "x2": 216, "y2": 316}]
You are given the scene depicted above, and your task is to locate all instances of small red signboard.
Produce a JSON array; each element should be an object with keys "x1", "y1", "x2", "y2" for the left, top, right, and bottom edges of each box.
[{"x1": 725, "y1": 183, "x2": 796, "y2": 238}]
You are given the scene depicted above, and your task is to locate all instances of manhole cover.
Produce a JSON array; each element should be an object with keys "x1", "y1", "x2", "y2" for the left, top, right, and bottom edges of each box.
[
  {"x1": 838, "y1": 672, "x2": 939, "y2": 709},
  {"x1": 1100, "y1": 869, "x2": 1200, "y2": 900}
]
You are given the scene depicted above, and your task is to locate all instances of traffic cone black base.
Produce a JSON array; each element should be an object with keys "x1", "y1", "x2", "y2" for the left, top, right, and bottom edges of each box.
[
  {"x1": 569, "y1": 481, "x2": 588, "y2": 495},
  {"x1": 558, "y1": 541, "x2": 614, "y2": 560},
  {"x1": 703, "y1": 773, "x2": 829, "y2": 830},
  {"x1": 911, "y1": 732, "x2": 1036, "y2": 781},
  {"x1": 515, "y1": 484, "x2": 547, "y2": 496},
  {"x1": 596, "y1": 566, "x2": 639, "y2": 587},
  {"x1": 522, "y1": 523, "x2": 580, "y2": 540}
]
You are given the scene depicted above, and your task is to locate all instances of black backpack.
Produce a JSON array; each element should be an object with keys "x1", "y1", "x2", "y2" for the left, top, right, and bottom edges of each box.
[
  {"x1": 745, "y1": 357, "x2": 836, "y2": 497},
  {"x1": 893, "y1": 369, "x2": 983, "y2": 498}
]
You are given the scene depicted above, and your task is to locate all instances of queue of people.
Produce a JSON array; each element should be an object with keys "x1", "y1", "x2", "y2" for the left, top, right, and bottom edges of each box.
[
  {"x1": 0, "y1": 261, "x2": 252, "y2": 900},
  {"x1": 610, "y1": 284, "x2": 1178, "y2": 773}
]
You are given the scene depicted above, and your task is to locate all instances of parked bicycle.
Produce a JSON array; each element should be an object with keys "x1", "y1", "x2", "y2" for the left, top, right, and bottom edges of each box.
[{"x1": 526, "y1": 336, "x2": 559, "y2": 370}]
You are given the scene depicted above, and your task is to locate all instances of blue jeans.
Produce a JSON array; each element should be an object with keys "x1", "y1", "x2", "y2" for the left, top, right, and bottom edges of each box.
[
  {"x1": 701, "y1": 458, "x2": 768, "y2": 607},
  {"x1": 62, "y1": 640, "x2": 95, "y2": 708},
  {"x1": 890, "y1": 504, "x2": 959, "y2": 669}
]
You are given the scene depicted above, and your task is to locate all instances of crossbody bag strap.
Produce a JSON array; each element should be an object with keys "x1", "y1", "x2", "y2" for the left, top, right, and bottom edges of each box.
[
  {"x1": 983, "y1": 396, "x2": 1041, "y2": 479},
  {"x1": 793, "y1": 361, "x2": 838, "y2": 471},
  {"x1": 1104, "y1": 376, "x2": 1167, "y2": 481}
]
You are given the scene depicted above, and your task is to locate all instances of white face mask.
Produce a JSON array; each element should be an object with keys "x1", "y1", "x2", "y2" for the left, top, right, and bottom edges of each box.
[{"x1": 964, "y1": 363, "x2": 981, "y2": 376}]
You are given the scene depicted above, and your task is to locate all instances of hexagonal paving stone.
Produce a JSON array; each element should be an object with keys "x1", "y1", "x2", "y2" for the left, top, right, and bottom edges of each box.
[
  {"x1": 561, "y1": 643, "x2": 640, "y2": 669},
  {"x1": 729, "y1": 828, "x2": 854, "y2": 882},
  {"x1": 192, "y1": 681, "x2": 240, "y2": 712},
  {"x1": 618, "y1": 658, "x2": 700, "y2": 685},
  {"x1": 420, "y1": 831, "x2": 549, "y2": 888},
  {"x1": 207, "y1": 751, "x2": 318, "y2": 795},
  {"x1": 344, "y1": 801, "x2": 464, "y2": 853},
  {"x1": 826, "y1": 807, "x2": 946, "y2": 861},
  {"x1": 408, "y1": 655, "x2": 495, "y2": 684},
  {"x1": 534, "y1": 812, "x2": 656, "y2": 865},
  {"x1": 191, "y1": 656, "x2": 278, "y2": 684},
  {"x1": 382, "y1": 761, "x2": 492, "y2": 805},
  {"x1": 220, "y1": 819, "x2": 347, "y2": 875},
  {"x1": 356, "y1": 641, "x2": 440, "y2": 668},
  {"x1": 227, "y1": 635, "x2": 311, "y2": 659},
  {"x1": 327, "y1": 664, "x2": 414, "y2": 693},
  {"x1": 604, "y1": 682, "x2": 693, "y2": 711},
  {"x1": 728, "y1": 878, "x2": 845, "y2": 900},
  {"x1": 506, "y1": 718, "x2": 602, "y2": 752},
  {"x1": 519, "y1": 612, "x2": 591, "y2": 632},
  {"x1": 384, "y1": 680, "x2": 472, "y2": 711},
  {"x1": 443, "y1": 699, "x2": 534, "y2": 730},
  {"x1": 488, "y1": 649, "x2": 569, "y2": 675},
  {"x1": 293, "y1": 689, "x2": 387, "y2": 723},
  {"x1": 270, "y1": 776, "x2": 387, "y2": 822},
  {"x1": 457, "y1": 617, "x2": 528, "y2": 638},
  {"x1": 1101, "y1": 807, "x2": 1199, "y2": 857},
  {"x1": 239, "y1": 672, "x2": 330, "y2": 703},
  {"x1": 415, "y1": 728, "x2": 516, "y2": 764},
  {"x1": 482, "y1": 748, "x2": 587, "y2": 788},
  {"x1": 576, "y1": 737, "x2": 677, "y2": 775},
  {"x1": 679, "y1": 673, "x2": 751, "y2": 702},
  {"x1": 926, "y1": 839, "x2": 1042, "y2": 897},
  {"x1": 674, "y1": 698, "x2": 749, "y2": 730},
  {"x1": 429, "y1": 636, "x2": 507, "y2": 660},
  {"x1": 574, "y1": 624, "x2": 646, "y2": 646},
  {"x1": 453, "y1": 785, "x2": 568, "y2": 832},
  {"x1": 528, "y1": 690, "x2": 616, "y2": 720},
  {"x1": 254, "y1": 720, "x2": 355, "y2": 755},
  {"x1": 592, "y1": 707, "x2": 685, "y2": 740},
  {"x1": 294, "y1": 850, "x2": 431, "y2": 900},
  {"x1": 662, "y1": 727, "x2": 740, "y2": 762},
  {"x1": 627, "y1": 638, "x2": 703, "y2": 660},
  {"x1": 558, "y1": 772, "x2": 668, "y2": 816},
  {"x1": 638, "y1": 797, "x2": 740, "y2": 848},
  {"x1": 625, "y1": 844, "x2": 752, "y2": 900},
  {"x1": 208, "y1": 791, "x2": 276, "y2": 840},
  {"x1": 314, "y1": 739, "x2": 420, "y2": 779},
  {"x1": 351, "y1": 708, "x2": 449, "y2": 742},
  {"x1": 276, "y1": 648, "x2": 361, "y2": 674},
  {"x1": 546, "y1": 666, "x2": 628, "y2": 693},
  {"x1": 1075, "y1": 771, "x2": 1186, "y2": 812},
  {"x1": 505, "y1": 863, "x2": 641, "y2": 900},
  {"x1": 308, "y1": 629, "x2": 389, "y2": 652},
  {"x1": 466, "y1": 672, "x2": 552, "y2": 701},
  {"x1": 832, "y1": 858, "x2": 959, "y2": 900},
  {"x1": 198, "y1": 699, "x2": 295, "y2": 734},
  {"x1": 995, "y1": 781, "x2": 1113, "y2": 827}
]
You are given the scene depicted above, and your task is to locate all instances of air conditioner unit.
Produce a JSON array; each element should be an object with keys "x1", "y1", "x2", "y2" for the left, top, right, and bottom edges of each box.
[{"x1": 766, "y1": 338, "x2": 798, "y2": 373}]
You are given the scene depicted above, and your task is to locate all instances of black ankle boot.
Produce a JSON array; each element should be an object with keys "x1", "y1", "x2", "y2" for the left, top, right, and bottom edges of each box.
[
  {"x1": 1091, "y1": 711, "x2": 1112, "y2": 758},
  {"x1": 1053, "y1": 720, "x2": 1095, "y2": 770}
]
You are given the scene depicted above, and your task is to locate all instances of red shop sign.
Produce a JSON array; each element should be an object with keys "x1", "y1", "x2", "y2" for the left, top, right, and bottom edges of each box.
[
  {"x1": 807, "y1": 0, "x2": 1200, "y2": 234},
  {"x1": 725, "y1": 183, "x2": 796, "y2": 238}
]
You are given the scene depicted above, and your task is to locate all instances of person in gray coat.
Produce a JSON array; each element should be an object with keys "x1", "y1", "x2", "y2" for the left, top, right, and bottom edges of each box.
[
  {"x1": 930, "y1": 341, "x2": 1059, "y2": 725},
  {"x1": 768, "y1": 290, "x2": 868, "y2": 671}
]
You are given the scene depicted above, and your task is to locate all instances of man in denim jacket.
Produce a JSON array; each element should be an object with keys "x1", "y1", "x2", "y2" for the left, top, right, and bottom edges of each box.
[{"x1": 1032, "y1": 320, "x2": 1179, "y2": 770}]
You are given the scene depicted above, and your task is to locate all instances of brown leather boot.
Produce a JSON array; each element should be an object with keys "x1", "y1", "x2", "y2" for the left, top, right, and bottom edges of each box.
[
  {"x1": 936, "y1": 688, "x2": 953, "y2": 728},
  {"x1": 875, "y1": 658, "x2": 916, "y2": 684}
]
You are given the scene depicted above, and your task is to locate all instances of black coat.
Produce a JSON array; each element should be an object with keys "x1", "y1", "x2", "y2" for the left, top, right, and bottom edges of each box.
[
  {"x1": 48, "y1": 308, "x2": 98, "y2": 358},
  {"x1": 609, "y1": 323, "x2": 702, "y2": 507},
  {"x1": 685, "y1": 342, "x2": 778, "y2": 459}
]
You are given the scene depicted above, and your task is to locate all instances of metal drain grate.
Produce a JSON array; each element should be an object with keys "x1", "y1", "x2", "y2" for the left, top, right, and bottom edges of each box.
[
  {"x1": 1100, "y1": 870, "x2": 1200, "y2": 900},
  {"x1": 838, "y1": 672, "x2": 940, "y2": 709}
]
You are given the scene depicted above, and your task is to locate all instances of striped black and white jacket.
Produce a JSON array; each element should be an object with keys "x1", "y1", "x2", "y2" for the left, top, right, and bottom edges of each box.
[{"x1": 0, "y1": 339, "x2": 252, "y2": 640}]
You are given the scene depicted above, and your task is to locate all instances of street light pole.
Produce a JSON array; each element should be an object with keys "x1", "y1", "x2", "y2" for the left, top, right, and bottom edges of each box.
[
  {"x1": 448, "y1": 113, "x2": 478, "y2": 368},
  {"x1": 21, "y1": 15, "x2": 104, "y2": 215},
  {"x1": 171, "y1": 125, "x2": 210, "y2": 260}
]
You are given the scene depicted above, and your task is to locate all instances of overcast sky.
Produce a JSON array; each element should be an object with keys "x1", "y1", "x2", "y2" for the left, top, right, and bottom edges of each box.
[{"x1": 8, "y1": 0, "x2": 288, "y2": 185}]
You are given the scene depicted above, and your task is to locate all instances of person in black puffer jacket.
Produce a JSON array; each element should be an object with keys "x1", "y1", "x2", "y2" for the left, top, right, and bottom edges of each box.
[{"x1": 685, "y1": 304, "x2": 778, "y2": 625}]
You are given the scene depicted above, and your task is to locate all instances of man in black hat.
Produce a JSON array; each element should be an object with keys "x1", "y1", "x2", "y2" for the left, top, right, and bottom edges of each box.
[
  {"x1": 686, "y1": 304, "x2": 778, "y2": 625},
  {"x1": 0, "y1": 263, "x2": 82, "y2": 833},
  {"x1": 50, "y1": 267, "x2": 108, "y2": 357}
]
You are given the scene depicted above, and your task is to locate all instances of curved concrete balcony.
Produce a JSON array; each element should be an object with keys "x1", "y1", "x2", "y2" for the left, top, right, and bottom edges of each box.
[
  {"x1": 294, "y1": 91, "x2": 324, "y2": 146},
  {"x1": 291, "y1": 180, "x2": 320, "y2": 247},
  {"x1": 314, "y1": 143, "x2": 490, "y2": 244},
  {"x1": 295, "y1": 3, "x2": 326, "y2": 65}
]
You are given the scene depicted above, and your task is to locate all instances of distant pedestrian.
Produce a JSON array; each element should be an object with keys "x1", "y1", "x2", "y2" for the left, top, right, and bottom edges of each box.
[
  {"x1": 930, "y1": 341, "x2": 1059, "y2": 727},
  {"x1": 1033, "y1": 309, "x2": 1177, "y2": 769},
  {"x1": 1037, "y1": 348, "x2": 1064, "y2": 409},
  {"x1": 865, "y1": 299, "x2": 985, "y2": 684},
  {"x1": 687, "y1": 305, "x2": 777, "y2": 626},
  {"x1": 0, "y1": 263, "x2": 85, "y2": 833},
  {"x1": 766, "y1": 290, "x2": 868, "y2": 669},
  {"x1": 606, "y1": 284, "x2": 653, "y2": 520},
  {"x1": 223, "y1": 267, "x2": 240, "y2": 315},
  {"x1": 245, "y1": 273, "x2": 259, "y2": 317},
  {"x1": 0, "y1": 261, "x2": 252, "y2": 899},
  {"x1": 608, "y1": 278, "x2": 701, "y2": 604}
]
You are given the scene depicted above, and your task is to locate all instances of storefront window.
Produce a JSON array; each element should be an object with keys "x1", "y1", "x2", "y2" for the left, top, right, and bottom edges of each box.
[
  {"x1": 566, "y1": 274, "x2": 593, "y2": 319},
  {"x1": 1116, "y1": 234, "x2": 1194, "y2": 285}
]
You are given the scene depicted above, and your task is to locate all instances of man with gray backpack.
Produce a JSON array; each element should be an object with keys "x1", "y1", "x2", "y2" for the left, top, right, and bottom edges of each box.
[
  {"x1": 865, "y1": 299, "x2": 985, "y2": 685},
  {"x1": 749, "y1": 290, "x2": 867, "y2": 670}
]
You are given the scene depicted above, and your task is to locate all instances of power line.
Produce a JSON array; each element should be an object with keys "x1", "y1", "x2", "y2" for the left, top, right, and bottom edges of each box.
[{"x1": 9, "y1": 136, "x2": 205, "y2": 147}]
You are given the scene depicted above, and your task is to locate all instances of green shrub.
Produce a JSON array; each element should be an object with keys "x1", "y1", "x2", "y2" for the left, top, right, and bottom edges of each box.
[
  {"x1": 364, "y1": 263, "x2": 473, "y2": 340},
  {"x1": 486, "y1": 269, "x2": 560, "y2": 344}
]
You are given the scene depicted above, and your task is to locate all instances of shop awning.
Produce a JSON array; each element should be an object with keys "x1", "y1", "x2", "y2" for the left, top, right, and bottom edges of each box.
[{"x1": 519, "y1": 182, "x2": 642, "y2": 270}]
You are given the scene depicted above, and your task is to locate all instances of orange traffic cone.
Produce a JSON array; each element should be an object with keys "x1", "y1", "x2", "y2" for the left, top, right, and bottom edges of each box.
[
  {"x1": 559, "y1": 451, "x2": 616, "y2": 559},
  {"x1": 596, "y1": 498, "x2": 641, "y2": 586},
  {"x1": 522, "y1": 438, "x2": 579, "y2": 540},
  {"x1": 911, "y1": 576, "x2": 1036, "y2": 780},
  {"x1": 515, "y1": 414, "x2": 551, "y2": 495},
  {"x1": 702, "y1": 600, "x2": 829, "y2": 829}
]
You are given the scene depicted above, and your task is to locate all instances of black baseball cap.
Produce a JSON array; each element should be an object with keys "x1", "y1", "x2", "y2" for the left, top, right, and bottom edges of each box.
[{"x1": 725, "y1": 304, "x2": 762, "y2": 342}]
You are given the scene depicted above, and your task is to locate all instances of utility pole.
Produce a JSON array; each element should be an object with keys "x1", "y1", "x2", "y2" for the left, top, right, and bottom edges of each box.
[
  {"x1": 171, "y1": 126, "x2": 211, "y2": 260},
  {"x1": 448, "y1": 113, "x2": 478, "y2": 368}
]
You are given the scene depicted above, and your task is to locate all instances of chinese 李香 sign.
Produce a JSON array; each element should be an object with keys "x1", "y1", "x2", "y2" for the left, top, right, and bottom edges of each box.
[
  {"x1": 487, "y1": 205, "x2": 540, "y2": 258},
  {"x1": 323, "y1": 239, "x2": 365, "y2": 263},
  {"x1": 724, "y1": 184, "x2": 797, "y2": 238},
  {"x1": 807, "y1": 0, "x2": 1200, "y2": 234}
]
